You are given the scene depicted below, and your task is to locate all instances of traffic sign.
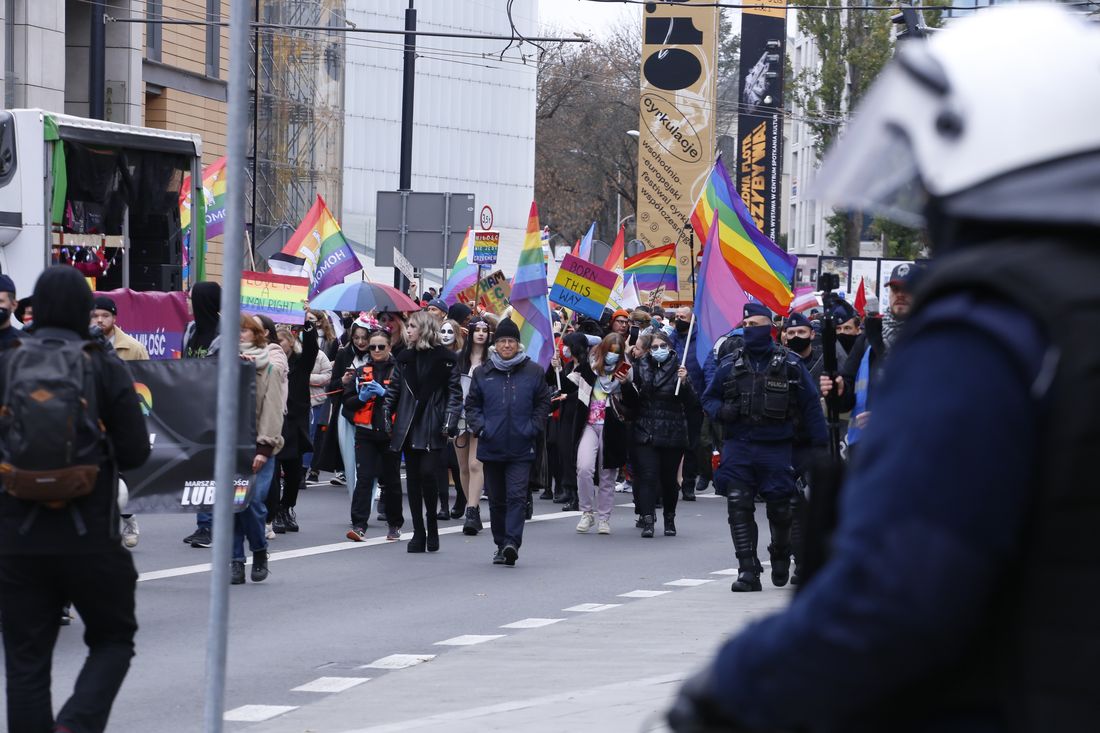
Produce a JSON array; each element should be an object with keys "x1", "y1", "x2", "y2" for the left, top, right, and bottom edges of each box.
[{"x1": 480, "y1": 205, "x2": 494, "y2": 230}]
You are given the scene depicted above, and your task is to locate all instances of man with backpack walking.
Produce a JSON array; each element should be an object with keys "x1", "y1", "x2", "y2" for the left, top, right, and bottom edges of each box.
[{"x1": 0, "y1": 266, "x2": 151, "y2": 733}]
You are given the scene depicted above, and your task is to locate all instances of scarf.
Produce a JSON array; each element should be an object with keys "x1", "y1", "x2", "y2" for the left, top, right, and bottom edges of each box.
[
  {"x1": 882, "y1": 310, "x2": 903, "y2": 352},
  {"x1": 239, "y1": 342, "x2": 270, "y2": 370},
  {"x1": 596, "y1": 372, "x2": 622, "y2": 395},
  {"x1": 489, "y1": 345, "x2": 528, "y2": 373}
]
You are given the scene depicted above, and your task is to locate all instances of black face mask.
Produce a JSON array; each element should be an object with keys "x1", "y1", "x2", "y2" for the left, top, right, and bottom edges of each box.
[
  {"x1": 837, "y1": 333, "x2": 858, "y2": 352},
  {"x1": 742, "y1": 325, "x2": 773, "y2": 354},
  {"x1": 675, "y1": 319, "x2": 689, "y2": 334},
  {"x1": 786, "y1": 336, "x2": 811, "y2": 353},
  {"x1": 0, "y1": 307, "x2": 9, "y2": 326}
]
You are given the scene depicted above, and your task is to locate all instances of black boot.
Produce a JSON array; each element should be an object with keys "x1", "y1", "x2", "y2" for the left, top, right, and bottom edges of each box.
[
  {"x1": 283, "y1": 507, "x2": 299, "y2": 532},
  {"x1": 681, "y1": 481, "x2": 696, "y2": 502},
  {"x1": 251, "y1": 550, "x2": 269, "y2": 582},
  {"x1": 563, "y1": 489, "x2": 579, "y2": 511},
  {"x1": 663, "y1": 512, "x2": 677, "y2": 536},
  {"x1": 728, "y1": 490, "x2": 761, "y2": 592},
  {"x1": 640, "y1": 514, "x2": 655, "y2": 538},
  {"x1": 463, "y1": 506, "x2": 481, "y2": 536},
  {"x1": 767, "y1": 501, "x2": 793, "y2": 588},
  {"x1": 539, "y1": 487, "x2": 554, "y2": 500},
  {"x1": 407, "y1": 532, "x2": 426, "y2": 553},
  {"x1": 272, "y1": 511, "x2": 286, "y2": 534},
  {"x1": 230, "y1": 560, "x2": 246, "y2": 585},
  {"x1": 694, "y1": 476, "x2": 710, "y2": 495},
  {"x1": 426, "y1": 527, "x2": 440, "y2": 552},
  {"x1": 451, "y1": 491, "x2": 467, "y2": 518}
]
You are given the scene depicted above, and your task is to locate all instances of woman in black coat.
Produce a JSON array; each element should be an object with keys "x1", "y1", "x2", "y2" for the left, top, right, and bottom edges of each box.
[
  {"x1": 382, "y1": 311, "x2": 463, "y2": 553},
  {"x1": 267, "y1": 320, "x2": 319, "y2": 532},
  {"x1": 549, "y1": 331, "x2": 593, "y2": 511},
  {"x1": 631, "y1": 330, "x2": 696, "y2": 538}
]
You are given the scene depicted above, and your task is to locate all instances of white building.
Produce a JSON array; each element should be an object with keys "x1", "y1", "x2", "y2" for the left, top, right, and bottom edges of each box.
[
  {"x1": 786, "y1": 28, "x2": 830, "y2": 259},
  {"x1": 342, "y1": 2, "x2": 539, "y2": 287}
]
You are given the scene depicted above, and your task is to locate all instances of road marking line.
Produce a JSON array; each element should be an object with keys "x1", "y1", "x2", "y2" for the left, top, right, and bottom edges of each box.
[
  {"x1": 563, "y1": 603, "x2": 621, "y2": 613},
  {"x1": 137, "y1": 510, "x2": 581, "y2": 583},
  {"x1": 223, "y1": 704, "x2": 298, "y2": 722},
  {"x1": 618, "y1": 590, "x2": 671, "y2": 598},
  {"x1": 694, "y1": 493, "x2": 723, "y2": 499},
  {"x1": 664, "y1": 578, "x2": 716, "y2": 587},
  {"x1": 434, "y1": 634, "x2": 505, "y2": 646},
  {"x1": 359, "y1": 654, "x2": 436, "y2": 670},
  {"x1": 291, "y1": 676, "x2": 371, "y2": 693},
  {"x1": 499, "y1": 617, "x2": 565, "y2": 629},
  {"x1": 710, "y1": 568, "x2": 738, "y2": 575}
]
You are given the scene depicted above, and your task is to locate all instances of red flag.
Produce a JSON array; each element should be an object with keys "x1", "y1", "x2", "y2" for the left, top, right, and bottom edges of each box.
[
  {"x1": 854, "y1": 276, "x2": 867, "y2": 316},
  {"x1": 603, "y1": 225, "x2": 625, "y2": 272}
]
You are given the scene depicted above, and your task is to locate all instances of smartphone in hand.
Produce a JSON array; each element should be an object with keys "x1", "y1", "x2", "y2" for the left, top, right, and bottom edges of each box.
[{"x1": 614, "y1": 360, "x2": 630, "y2": 379}]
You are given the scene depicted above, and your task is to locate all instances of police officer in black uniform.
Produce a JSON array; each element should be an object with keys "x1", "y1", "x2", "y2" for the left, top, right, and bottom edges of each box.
[
  {"x1": 669, "y1": 6, "x2": 1100, "y2": 731},
  {"x1": 702, "y1": 302, "x2": 827, "y2": 592}
]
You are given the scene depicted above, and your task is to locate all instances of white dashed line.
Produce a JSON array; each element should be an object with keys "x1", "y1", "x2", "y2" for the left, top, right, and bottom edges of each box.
[
  {"x1": 360, "y1": 654, "x2": 436, "y2": 670},
  {"x1": 664, "y1": 578, "x2": 716, "y2": 587},
  {"x1": 291, "y1": 676, "x2": 371, "y2": 693},
  {"x1": 710, "y1": 568, "x2": 738, "y2": 576},
  {"x1": 618, "y1": 590, "x2": 671, "y2": 598},
  {"x1": 500, "y1": 617, "x2": 566, "y2": 629},
  {"x1": 435, "y1": 635, "x2": 505, "y2": 646},
  {"x1": 223, "y1": 704, "x2": 298, "y2": 722},
  {"x1": 563, "y1": 603, "x2": 621, "y2": 613}
]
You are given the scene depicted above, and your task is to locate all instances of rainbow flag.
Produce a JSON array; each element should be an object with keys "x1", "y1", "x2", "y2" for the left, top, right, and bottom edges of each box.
[
  {"x1": 624, "y1": 243, "x2": 678, "y2": 294},
  {"x1": 604, "y1": 225, "x2": 627, "y2": 310},
  {"x1": 440, "y1": 228, "x2": 479, "y2": 305},
  {"x1": 696, "y1": 212, "x2": 748, "y2": 367},
  {"x1": 510, "y1": 202, "x2": 555, "y2": 369},
  {"x1": 180, "y1": 156, "x2": 227, "y2": 239},
  {"x1": 690, "y1": 157, "x2": 797, "y2": 314},
  {"x1": 268, "y1": 195, "x2": 363, "y2": 298}
]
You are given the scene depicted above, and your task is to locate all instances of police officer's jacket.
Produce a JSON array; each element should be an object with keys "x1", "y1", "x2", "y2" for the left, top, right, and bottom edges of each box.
[
  {"x1": 704, "y1": 235, "x2": 1100, "y2": 733},
  {"x1": 702, "y1": 343, "x2": 827, "y2": 445}
]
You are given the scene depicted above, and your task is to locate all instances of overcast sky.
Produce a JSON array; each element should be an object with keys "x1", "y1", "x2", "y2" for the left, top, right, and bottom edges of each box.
[{"x1": 538, "y1": 0, "x2": 638, "y2": 38}]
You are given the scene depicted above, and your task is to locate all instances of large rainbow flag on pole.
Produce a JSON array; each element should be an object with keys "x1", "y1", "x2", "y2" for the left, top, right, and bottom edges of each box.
[
  {"x1": 179, "y1": 156, "x2": 227, "y2": 282},
  {"x1": 690, "y1": 156, "x2": 797, "y2": 314},
  {"x1": 695, "y1": 212, "x2": 748, "y2": 367},
  {"x1": 510, "y1": 202, "x2": 555, "y2": 369},
  {"x1": 440, "y1": 228, "x2": 478, "y2": 305},
  {"x1": 269, "y1": 195, "x2": 363, "y2": 298},
  {"x1": 624, "y1": 243, "x2": 678, "y2": 294}
]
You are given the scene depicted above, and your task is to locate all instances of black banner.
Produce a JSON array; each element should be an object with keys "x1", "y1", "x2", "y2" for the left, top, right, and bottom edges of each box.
[
  {"x1": 735, "y1": 2, "x2": 787, "y2": 243},
  {"x1": 122, "y1": 359, "x2": 257, "y2": 514}
]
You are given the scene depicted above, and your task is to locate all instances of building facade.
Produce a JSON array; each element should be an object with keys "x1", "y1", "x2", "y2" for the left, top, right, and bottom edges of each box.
[{"x1": 342, "y1": 3, "x2": 539, "y2": 286}]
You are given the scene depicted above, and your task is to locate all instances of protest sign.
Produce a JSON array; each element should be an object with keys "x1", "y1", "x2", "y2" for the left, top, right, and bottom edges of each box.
[
  {"x1": 469, "y1": 230, "x2": 500, "y2": 266},
  {"x1": 549, "y1": 254, "x2": 617, "y2": 320},
  {"x1": 95, "y1": 288, "x2": 190, "y2": 360},
  {"x1": 241, "y1": 270, "x2": 310, "y2": 324},
  {"x1": 122, "y1": 359, "x2": 257, "y2": 513},
  {"x1": 456, "y1": 269, "x2": 511, "y2": 314}
]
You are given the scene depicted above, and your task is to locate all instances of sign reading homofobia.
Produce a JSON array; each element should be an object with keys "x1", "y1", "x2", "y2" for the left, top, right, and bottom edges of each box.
[
  {"x1": 469, "y1": 230, "x2": 500, "y2": 266},
  {"x1": 121, "y1": 359, "x2": 257, "y2": 514},
  {"x1": 549, "y1": 254, "x2": 618, "y2": 320}
]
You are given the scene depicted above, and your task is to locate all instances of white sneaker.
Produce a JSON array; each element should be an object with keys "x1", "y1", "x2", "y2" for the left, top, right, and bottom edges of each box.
[
  {"x1": 265, "y1": 523, "x2": 276, "y2": 540},
  {"x1": 597, "y1": 519, "x2": 611, "y2": 535},
  {"x1": 121, "y1": 516, "x2": 139, "y2": 548},
  {"x1": 576, "y1": 512, "x2": 595, "y2": 533}
]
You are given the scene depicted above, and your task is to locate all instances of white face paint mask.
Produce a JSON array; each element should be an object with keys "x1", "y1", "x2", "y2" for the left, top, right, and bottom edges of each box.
[
  {"x1": 561, "y1": 346, "x2": 572, "y2": 360},
  {"x1": 440, "y1": 326, "x2": 455, "y2": 346}
]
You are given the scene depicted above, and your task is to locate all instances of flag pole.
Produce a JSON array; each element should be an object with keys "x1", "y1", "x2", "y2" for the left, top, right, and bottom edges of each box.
[{"x1": 674, "y1": 312, "x2": 695, "y2": 396}]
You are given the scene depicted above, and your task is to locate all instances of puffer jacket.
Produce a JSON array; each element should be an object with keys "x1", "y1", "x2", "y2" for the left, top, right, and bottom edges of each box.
[
  {"x1": 464, "y1": 354, "x2": 551, "y2": 463},
  {"x1": 383, "y1": 345, "x2": 462, "y2": 452},
  {"x1": 632, "y1": 350, "x2": 696, "y2": 449}
]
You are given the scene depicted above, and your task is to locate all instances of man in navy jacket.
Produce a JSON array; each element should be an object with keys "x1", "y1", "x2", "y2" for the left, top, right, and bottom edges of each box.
[{"x1": 465, "y1": 318, "x2": 551, "y2": 567}]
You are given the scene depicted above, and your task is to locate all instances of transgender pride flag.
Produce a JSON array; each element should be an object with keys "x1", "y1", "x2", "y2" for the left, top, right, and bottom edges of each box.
[{"x1": 510, "y1": 202, "x2": 555, "y2": 369}]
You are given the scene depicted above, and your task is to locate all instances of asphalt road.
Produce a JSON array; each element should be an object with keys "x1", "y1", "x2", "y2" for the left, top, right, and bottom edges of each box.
[{"x1": 2, "y1": 474, "x2": 780, "y2": 732}]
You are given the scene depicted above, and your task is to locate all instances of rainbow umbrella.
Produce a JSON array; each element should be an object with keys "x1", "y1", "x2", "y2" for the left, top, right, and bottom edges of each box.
[{"x1": 309, "y1": 281, "x2": 421, "y2": 313}]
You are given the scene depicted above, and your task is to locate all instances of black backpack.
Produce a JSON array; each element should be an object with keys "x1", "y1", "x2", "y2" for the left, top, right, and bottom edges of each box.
[{"x1": 0, "y1": 337, "x2": 109, "y2": 507}]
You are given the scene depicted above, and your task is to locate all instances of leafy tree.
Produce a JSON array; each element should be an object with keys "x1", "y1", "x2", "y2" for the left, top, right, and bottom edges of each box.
[{"x1": 790, "y1": 1, "x2": 948, "y2": 257}]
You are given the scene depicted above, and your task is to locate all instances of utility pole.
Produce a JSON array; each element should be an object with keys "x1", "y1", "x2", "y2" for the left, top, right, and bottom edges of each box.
[
  {"x1": 89, "y1": 0, "x2": 106, "y2": 119},
  {"x1": 395, "y1": 0, "x2": 416, "y2": 292}
]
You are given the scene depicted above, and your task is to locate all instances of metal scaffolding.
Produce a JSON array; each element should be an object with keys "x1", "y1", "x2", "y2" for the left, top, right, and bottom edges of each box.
[{"x1": 250, "y1": 0, "x2": 345, "y2": 245}]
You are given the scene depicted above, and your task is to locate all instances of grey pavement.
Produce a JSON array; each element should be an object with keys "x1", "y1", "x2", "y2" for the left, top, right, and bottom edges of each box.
[{"x1": 252, "y1": 570, "x2": 789, "y2": 733}]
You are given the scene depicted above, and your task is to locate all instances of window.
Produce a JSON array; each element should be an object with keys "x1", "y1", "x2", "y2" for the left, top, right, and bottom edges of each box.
[
  {"x1": 146, "y1": 0, "x2": 162, "y2": 62},
  {"x1": 206, "y1": 0, "x2": 221, "y2": 78}
]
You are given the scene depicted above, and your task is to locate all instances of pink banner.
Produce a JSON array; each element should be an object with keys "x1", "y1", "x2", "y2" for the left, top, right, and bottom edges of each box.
[{"x1": 95, "y1": 288, "x2": 191, "y2": 360}]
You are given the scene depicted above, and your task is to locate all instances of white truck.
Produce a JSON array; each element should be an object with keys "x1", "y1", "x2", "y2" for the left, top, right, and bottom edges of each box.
[{"x1": 0, "y1": 109, "x2": 204, "y2": 298}]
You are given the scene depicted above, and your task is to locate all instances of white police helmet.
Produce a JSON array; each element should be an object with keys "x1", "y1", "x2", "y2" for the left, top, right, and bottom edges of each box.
[{"x1": 811, "y1": 5, "x2": 1100, "y2": 231}]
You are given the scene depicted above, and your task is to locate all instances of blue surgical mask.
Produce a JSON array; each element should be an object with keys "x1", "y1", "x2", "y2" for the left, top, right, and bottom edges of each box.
[
  {"x1": 604, "y1": 352, "x2": 620, "y2": 371},
  {"x1": 651, "y1": 347, "x2": 670, "y2": 363},
  {"x1": 743, "y1": 325, "x2": 773, "y2": 353}
]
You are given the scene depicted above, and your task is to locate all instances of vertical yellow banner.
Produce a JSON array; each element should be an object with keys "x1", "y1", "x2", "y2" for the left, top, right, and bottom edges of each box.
[{"x1": 635, "y1": 0, "x2": 719, "y2": 300}]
